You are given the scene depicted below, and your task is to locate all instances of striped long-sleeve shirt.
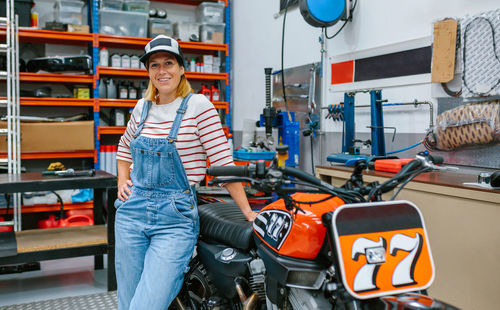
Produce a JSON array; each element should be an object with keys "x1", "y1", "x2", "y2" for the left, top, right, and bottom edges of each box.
[{"x1": 117, "y1": 94, "x2": 234, "y2": 185}]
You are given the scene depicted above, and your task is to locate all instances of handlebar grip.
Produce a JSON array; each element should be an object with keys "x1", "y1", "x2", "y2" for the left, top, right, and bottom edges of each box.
[{"x1": 206, "y1": 165, "x2": 249, "y2": 177}]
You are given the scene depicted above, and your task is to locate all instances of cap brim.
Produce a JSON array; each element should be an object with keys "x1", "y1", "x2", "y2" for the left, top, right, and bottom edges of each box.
[{"x1": 140, "y1": 50, "x2": 185, "y2": 67}]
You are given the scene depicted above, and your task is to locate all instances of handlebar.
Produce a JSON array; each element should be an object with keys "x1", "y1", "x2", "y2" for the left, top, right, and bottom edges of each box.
[{"x1": 207, "y1": 152, "x2": 446, "y2": 203}]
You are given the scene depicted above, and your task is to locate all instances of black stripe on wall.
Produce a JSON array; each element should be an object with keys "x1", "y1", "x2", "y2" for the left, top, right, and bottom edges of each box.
[
  {"x1": 354, "y1": 46, "x2": 432, "y2": 82},
  {"x1": 336, "y1": 202, "x2": 423, "y2": 236}
]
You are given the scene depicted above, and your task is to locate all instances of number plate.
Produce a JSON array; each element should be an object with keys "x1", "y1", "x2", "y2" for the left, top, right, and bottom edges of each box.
[{"x1": 332, "y1": 200, "x2": 435, "y2": 300}]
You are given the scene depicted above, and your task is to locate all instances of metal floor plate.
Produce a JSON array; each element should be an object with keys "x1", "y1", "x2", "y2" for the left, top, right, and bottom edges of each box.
[{"x1": 0, "y1": 291, "x2": 117, "y2": 310}]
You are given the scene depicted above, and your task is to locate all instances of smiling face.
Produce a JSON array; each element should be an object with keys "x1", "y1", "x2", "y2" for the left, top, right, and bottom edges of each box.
[{"x1": 147, "y1": 52, "x2": 185, "y2": 103}]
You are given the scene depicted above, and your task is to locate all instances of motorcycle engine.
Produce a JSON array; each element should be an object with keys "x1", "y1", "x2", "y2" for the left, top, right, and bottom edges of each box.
[
  {"x1": 248, "y1": 258, "x2": 266, "y2": 301},
  {"x1": 288, "y1": 287, "x2": 331, "y2": 310}
]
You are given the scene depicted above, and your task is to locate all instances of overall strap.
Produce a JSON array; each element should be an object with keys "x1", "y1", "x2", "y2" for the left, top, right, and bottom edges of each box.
[
  {"x1": 168, "y1": 93, "x2": 193, "y2": 142},
  {"x1": 133, "y1": 100, "x2": 153, "y2": 138}
]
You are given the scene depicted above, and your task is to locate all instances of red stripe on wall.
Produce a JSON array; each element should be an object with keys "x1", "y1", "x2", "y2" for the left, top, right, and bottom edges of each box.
[{"x1": 331, "y1": 60, "x2": 354, "y2": 85}]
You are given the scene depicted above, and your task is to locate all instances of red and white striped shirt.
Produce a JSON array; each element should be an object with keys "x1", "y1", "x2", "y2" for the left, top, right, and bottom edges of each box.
[{"x1": 117, "y1": 94, "x2": 233, "y2": 185}]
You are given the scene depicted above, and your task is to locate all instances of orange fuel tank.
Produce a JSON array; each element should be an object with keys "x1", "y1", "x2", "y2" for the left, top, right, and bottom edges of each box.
[{"x1": 253, "y1": 193, "x2": 345, "y2": 260}]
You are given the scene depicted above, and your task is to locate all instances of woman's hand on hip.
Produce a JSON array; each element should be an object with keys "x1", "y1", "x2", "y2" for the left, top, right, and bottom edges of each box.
[{"x1": 118, "y1": 179, "x2": 133, "y2": 201}]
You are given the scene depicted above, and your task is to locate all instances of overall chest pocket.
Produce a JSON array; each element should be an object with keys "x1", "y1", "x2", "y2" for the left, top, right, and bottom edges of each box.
[{"x1": 132, "y1": 147, "x2": 175, "y2": 187}]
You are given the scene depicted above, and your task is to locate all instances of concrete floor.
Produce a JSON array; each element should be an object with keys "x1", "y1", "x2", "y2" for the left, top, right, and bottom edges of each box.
[{"x1": 0, "y1": 256, "x2": 108, "y2": 307}]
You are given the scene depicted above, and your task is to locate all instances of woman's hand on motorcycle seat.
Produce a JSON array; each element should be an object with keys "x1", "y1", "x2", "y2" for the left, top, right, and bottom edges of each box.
[{"x1": 244, "y1": 210, "x2": 258, "y2": 222}]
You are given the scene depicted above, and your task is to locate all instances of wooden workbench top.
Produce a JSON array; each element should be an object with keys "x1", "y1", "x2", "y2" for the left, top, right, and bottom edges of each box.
[
  {"x1": 316, "y1": 165, "x2": 500, "y2": 193},
  {"x1": 15, "y1": 225, "x2": 107, "y2": 253}
]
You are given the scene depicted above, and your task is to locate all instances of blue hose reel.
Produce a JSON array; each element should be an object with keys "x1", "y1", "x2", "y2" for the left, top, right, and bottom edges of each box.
[{"x1": 299, "y1": 0, "x2": 350, "y2": 27}]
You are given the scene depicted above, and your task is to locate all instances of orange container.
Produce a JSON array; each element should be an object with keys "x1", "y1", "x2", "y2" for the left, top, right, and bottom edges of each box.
[{"x1": 374, "y1": 158, "x2": 414, "y2": 173}]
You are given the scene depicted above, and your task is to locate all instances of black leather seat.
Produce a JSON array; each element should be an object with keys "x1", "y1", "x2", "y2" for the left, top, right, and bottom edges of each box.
[{"x1": 198, "y1": 202, "x2": 254, "y2": 251}]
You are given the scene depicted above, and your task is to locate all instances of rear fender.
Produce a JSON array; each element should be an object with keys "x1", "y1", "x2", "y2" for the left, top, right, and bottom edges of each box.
[{"x1": 371, "y1": 293, "x2": 459, "y2": 309}]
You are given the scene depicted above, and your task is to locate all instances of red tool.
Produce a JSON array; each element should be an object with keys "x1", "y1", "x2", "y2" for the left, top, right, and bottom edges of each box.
[
  {"x1": 0, "y1": 216, "x2": 13, "y2": 232},
  {"x1": 38, "y1": 214, "x2": 94, "y2": 229},
  {"x1": 37, "y1": 191, "x2": 94, "y2": 229},
  {"x1": 374, "y1": 158, "x2": 414, "y2": 173}
]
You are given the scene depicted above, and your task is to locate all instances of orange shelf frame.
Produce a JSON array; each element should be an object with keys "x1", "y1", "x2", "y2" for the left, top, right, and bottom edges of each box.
[
  {"x1": 98, "y1": 126, "x2": 126, "y2": 138},
  {"x1": 0, "y1": 28, "x2": 93, "y2": 45},
  {"x1": 13, "y1": 97, "x2": 94, "y2": 107},
  {"x1": 97, "y1": 67, "x2": 228, "y2": 84},
  {"x1": 98, "y1": 34, "x2": 228, "y2": 55},
  {"x1": 97, "y1": 67, "x2": 147, "y2": 78},
  {"x1": 99, "y1": 99, "x2": 226, "y2": 109},
  {"x1": 213, "y1": 101, "x2": 229, "y2": 113},
  {"x1": 3, "y1": 202, "x2": 94, "y2": 214},
  {"x1": 99, "y1": 99, "x2": 137, "y2": 108},
  {"x1": 20, "y1": 73, "x2": 94, "y2": 83},
  {"x1": 0, "y1": 151, "x2": 95, "y2": 160}
]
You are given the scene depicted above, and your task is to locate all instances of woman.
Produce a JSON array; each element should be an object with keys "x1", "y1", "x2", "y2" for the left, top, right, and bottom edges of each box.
[{"x1": 114, "y1": 35, "x2": 257, "y2": 310}]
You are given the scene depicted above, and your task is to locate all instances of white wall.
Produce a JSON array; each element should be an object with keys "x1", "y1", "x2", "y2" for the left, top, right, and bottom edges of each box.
[{"x1": 231, "y1": 0, "x2": 499, "y2": 135}]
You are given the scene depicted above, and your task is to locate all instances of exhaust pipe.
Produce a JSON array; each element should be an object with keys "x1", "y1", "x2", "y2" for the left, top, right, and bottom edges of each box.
[
  {"x1": 235, "y1": 279, "x2": 259, "y2": 310},
  {"x1": 172, "y1": 297, "x2": 187, "y2": 310}
]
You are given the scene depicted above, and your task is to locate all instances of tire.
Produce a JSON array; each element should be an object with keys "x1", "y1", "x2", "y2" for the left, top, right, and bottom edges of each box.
[{"x1": 169, "y1": 259, "x2": 217, "y2": 310}]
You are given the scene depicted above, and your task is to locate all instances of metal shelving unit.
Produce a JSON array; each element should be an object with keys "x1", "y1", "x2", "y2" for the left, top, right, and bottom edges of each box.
[
  {"x1": 92, "y1": 0, "x2": 233, "y2": 170},
  {"x1": 0, "y1": 0, "x2": 232, "y2": 175},
  {"x1": 0, "y1": 0, "x2": 21, "y2": 231}
]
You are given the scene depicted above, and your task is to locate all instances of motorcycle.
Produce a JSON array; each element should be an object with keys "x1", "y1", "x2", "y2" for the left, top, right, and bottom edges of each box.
[{"x1": 170, "y1": 152, "x2": 459, "y2": 310}]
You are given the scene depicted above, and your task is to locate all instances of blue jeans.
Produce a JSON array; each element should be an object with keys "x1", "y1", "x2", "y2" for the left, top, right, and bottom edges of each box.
[{"x1": 115, "y1": 190, "x2": 199, "y2": 310}]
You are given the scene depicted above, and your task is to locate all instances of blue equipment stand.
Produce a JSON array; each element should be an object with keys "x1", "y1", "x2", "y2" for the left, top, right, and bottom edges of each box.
[
  {"x1": 327, "y1": 90, "x2": 386, "y2": 165},
  {"x1": 370, "y1": 90, "x2": 386, "y2": 156},
  {"x1": 342, "y1": 92, "x2": 355, "y2": 153},
  {"x1": 259, "y1": 111, "x2": 300, "y2": 167}
]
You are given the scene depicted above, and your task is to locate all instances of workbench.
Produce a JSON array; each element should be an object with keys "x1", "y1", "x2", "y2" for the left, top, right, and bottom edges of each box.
[
  {"x1": 0, "y1": 170, "x2": 118, "y2": 291},
  {"x1": 316, "y1": 165, "x2": 500, "y2": 310}
]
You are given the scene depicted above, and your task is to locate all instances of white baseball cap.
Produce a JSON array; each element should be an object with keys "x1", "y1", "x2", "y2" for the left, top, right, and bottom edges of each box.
[{"x1": 140, "y1": 35, "x2": 185, "y2": 67}]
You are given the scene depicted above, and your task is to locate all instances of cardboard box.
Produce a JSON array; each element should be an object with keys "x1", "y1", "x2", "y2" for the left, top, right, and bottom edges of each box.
[
  {"x1": 213, "y1": 56, "x2": 221, "y2": 65},
  {"x1": 204, "y1": 64, "x2": 213, "y2": 73},
  {"x1": 0, "y1": 121, "x2": 94, "y2": 152},
  {"x1": 66, "y1": 24, "x2": 90, "y2": 33},
  {"x1": 202, "y1": 55, "x2": 213, "y2": 64}
]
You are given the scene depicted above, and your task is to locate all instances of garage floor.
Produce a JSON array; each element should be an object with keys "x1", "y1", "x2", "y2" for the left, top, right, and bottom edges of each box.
[{"x1": 0, "y1": 256, "x2": 113, "y2": 308}]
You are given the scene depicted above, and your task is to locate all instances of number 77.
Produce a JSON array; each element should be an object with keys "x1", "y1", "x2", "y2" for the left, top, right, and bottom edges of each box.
[{"x1": 352, "y1": 233, "x2": 423, "y2": 292}]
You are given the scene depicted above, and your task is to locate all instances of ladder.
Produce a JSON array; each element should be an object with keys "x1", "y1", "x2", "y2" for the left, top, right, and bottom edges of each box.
[{"x1": 0, "y1": 0, "x2": 21, "y2": 232}]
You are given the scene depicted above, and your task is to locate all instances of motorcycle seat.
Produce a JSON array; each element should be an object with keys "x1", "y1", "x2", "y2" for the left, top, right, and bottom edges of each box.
[{"x1": 198, "y1": 202, "x2": 254, "y2": 251}]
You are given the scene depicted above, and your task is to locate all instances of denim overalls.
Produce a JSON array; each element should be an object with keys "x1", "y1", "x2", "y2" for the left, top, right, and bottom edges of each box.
[{"x1": 115, "y1": 94, "x2": 199, "y2": 310}]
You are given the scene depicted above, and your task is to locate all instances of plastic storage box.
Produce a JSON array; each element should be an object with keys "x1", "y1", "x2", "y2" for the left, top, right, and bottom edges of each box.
[
  {"x1": 99, "y1": 9, "x2": 148, "y2": 37},
  {"x1": 173, "y1": 22, "x2": 200, "y2": 42},
  {"x1": 196, "y1": 1, "x2": 225, "y2": 23},
  {"x1": 149, "y1": 18, "x2": 173, "y2": 38},
  {"x1": 200, "y1": 23, "x2": 225, "y2": 44},
  {"x1": 100, "y1": 0, "x2": 123, "y2": 10},
  {"x1": 123, "y1": 0, "x2": 149, "y2": 13},
  {"x1": 54, "y1": 0, "x2": 85, "y2": 25}
]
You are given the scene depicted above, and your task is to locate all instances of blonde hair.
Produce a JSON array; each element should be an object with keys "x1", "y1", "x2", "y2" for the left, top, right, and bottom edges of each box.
[
  {"x1": 143, "y1": 57, "x2": 192, "y2": 102},
  {"x1": 143, "y1": 75, "x2": 192, "y2": 102}
]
